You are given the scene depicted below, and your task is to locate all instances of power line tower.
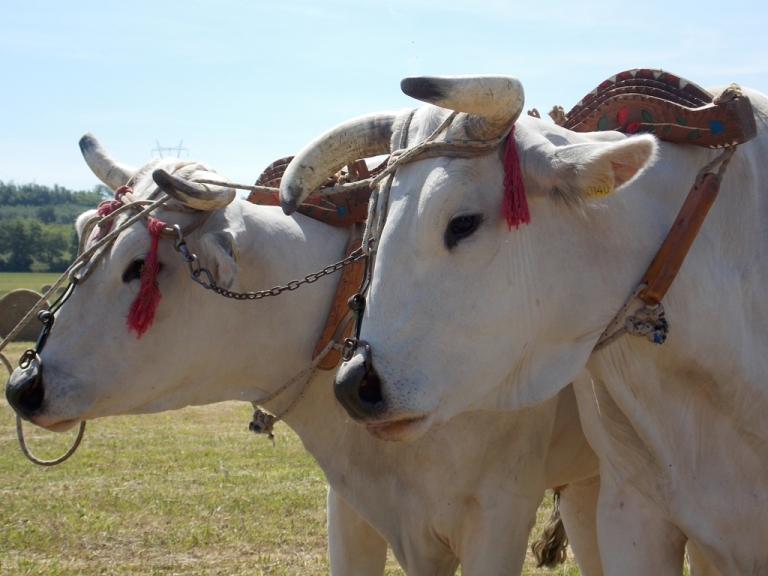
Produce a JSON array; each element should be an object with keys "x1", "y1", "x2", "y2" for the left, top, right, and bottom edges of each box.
[{"x1": 151, "y1": 140, "x2": 189, "y2": 158}]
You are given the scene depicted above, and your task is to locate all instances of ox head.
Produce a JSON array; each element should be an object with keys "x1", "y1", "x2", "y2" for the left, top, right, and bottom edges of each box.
[
  {"x1": 6, "y1": 134, "x2": 345, "y2": 431},
  {"x1": 280, "y1": 75, "x2": 658, "y2": 441}
]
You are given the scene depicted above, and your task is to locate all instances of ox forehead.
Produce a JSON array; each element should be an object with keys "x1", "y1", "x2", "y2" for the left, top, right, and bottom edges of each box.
[{"x1": 280, "y1": 73, "x2": 768, "y2": 574}]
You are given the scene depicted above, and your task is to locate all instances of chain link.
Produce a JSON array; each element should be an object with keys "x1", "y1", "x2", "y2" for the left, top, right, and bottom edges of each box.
[{"x1": 171, "y1": 224, "x2": 368, "y2": 301}]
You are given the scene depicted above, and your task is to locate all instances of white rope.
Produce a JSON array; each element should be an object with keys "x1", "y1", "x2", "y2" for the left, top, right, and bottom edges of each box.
[{"x1": 248, "y1": 339, "x2": 337, "y2": 445}]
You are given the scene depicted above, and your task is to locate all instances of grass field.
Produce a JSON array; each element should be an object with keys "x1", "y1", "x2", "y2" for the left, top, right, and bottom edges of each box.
[
  {"x1": 0, "y1": 272, "x2": 63, "y2": 298},
  {"x1": 1, "y1": 341, "x2": 582, "y2": 575}
]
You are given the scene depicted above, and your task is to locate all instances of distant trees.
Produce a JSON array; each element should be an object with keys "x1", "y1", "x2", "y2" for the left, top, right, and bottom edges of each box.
[
  {"x1": 0, "y1": 181, "x2": 103, "y2": 272},
  {"x1": 0, "y1": 181, "x2": 108, "y2": 207}
]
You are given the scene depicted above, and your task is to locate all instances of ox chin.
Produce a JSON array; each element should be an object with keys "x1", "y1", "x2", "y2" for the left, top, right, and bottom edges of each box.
[
  {"x1": 32, "y1": 415, "x2": 82, "y2": 433},
  {"x1": 364, "y1": 414, "x2": 432, "y2": 442}
]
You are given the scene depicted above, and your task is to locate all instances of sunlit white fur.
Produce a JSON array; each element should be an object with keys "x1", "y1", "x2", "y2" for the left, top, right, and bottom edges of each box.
[{"x1": 353, "y1": 88, "x2": 768, "y2": 574}]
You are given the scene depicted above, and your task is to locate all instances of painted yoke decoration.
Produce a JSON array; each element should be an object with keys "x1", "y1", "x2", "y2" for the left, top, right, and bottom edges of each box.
[
  {"x1": 563, "y1": 69, "x2": 757, "y2": 148},
  {"x1": 247, "y1": 156, "x2": 386, "y2": 227},
  {"x1": 577, "y1": 70, "x2": 758, "y2": 348}
]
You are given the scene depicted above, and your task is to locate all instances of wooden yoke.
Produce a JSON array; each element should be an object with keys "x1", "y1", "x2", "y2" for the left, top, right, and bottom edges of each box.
[
  {"x1": 563, "y1": 69, "x2": 757, "y2": 148},
  {"x1": 571, "y1": 70, "x2": 758, "y2": 347}
]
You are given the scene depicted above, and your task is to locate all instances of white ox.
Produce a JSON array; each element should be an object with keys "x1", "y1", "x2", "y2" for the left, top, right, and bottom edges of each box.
[
  {"x1": 4, "y1": 135, "x2": 608, "y2": 575},
  {"x1": 278, "y1": 75, "x2": 765, "y2": 575}
]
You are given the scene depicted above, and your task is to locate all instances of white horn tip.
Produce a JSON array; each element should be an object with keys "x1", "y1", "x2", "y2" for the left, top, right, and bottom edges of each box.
[{"x1": 279, "y1": 185, "x2": 301, "y2": 215}]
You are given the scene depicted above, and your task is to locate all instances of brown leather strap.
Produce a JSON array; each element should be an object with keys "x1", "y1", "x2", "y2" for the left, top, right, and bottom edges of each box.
[
  {"x1": 638, "y1": 173, "x2": 722, "y2": 305},
  {"x1": 313, "y1": 236, "x2": 366, "y2": 370}
]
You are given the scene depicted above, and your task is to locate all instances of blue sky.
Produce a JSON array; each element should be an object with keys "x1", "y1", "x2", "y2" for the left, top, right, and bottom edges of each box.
[{"x1": 2, "y1": 0, "x2": 767, "y2": 191}]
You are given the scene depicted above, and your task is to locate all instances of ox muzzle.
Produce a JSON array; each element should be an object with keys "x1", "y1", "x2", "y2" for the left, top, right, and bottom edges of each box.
[
  {"x1": 333, "y1": 343, "x2": 386, "y2": 421},
  {"x1": 6, "y1": 357, "x2": 45, "y2": 420},
  {"x1": 5, "y1": 308, "x2": 57, "y2": 421}
]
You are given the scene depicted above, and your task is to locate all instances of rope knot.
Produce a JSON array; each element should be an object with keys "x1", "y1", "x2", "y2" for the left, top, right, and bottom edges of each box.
[
  {"x1": 626, "y1": 304, "x2": 669, "y2": 345},
  {"x1": 249, "y1": 407, "x2": 277, "y2": 446},
  {"x1": 96, "y1": 185, "x2": 133, "y2": 238}
]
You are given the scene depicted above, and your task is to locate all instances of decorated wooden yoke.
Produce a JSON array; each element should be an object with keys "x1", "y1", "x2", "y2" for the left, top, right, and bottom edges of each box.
[
  {"x1": 561, "y1": 68, "x2": 757, "y2": 148},
  {"x1": 557, "y1": 70, "x2": 758, "y2": 349},
  {"x1": 247, "y1": 155, "x2": 388, "y2": 226}
]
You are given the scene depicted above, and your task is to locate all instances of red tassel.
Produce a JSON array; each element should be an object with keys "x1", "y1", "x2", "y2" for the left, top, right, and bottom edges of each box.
[
  {"x1": 127, "y1": 217, "x2": 166, "y2": 339},
  {"x1": 502, "y1": 125, "x2": 530, "y2": 229},
  {"x1": 96, "y1": 186, "x2": 132, "y2": 238}
]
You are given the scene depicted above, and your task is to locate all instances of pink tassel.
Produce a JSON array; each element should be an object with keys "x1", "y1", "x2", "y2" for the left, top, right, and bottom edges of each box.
[
  {"x1": 127, "y1": 217, "x2": 166, "y2": 339},
  {"x1": 502, "y1": 125, "x2": 530, "y2": 229}
]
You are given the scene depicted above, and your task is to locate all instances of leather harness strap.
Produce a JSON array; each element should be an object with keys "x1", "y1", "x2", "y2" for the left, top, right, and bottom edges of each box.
[
  {"x1": 312, "y1": 235, "x2": 366, "y2": 370},
  {"x1": 572, "y1": 71, "x2": 757, "y2": 349},
  {"x1": 248, "y1": 157, "x2": 374, "y2": 371}
]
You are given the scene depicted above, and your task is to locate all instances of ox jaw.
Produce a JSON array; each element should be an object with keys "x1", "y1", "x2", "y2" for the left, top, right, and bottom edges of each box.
[
  {"x1": 34, "y1": 416, "x2": 82, "y2": 433},
  {"x1": 364, "y1": 414, "x2": 432, "y2": 442}
]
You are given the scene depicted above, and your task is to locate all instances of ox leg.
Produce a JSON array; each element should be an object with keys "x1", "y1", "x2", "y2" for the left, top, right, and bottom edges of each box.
[
  {"x1": 573, "y1": 372, "x2": 687, "y2": 576},
  {"x1": 559, "y1": 475, "x2": 604, "y2": 576},
  {"x1": 458, "y1": 494, "x2": 541, "y2": 576},
  {"x1": 596, "y1": 477, "x2": 687, "y2": 576},
  {"x1": 687, "y1": 540, "x2": 723, "y2": 576},
  {"x1": 327, "y1": 487, "x2": 388, "y2": 576}
]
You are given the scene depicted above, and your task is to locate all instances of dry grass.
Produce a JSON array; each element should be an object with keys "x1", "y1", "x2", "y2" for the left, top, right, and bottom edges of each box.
[{"x1": 1, "y1": 342, "x2": 581, "y2": 575}]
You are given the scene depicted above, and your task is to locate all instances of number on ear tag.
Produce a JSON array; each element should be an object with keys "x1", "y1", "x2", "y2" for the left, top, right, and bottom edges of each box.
[{"x1": 585, "y1": 174, "x2": 614, "y2": 198}]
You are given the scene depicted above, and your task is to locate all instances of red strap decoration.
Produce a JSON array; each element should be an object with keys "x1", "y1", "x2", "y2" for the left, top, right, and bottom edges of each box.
[
  {"x1": 95, "y1": 185, "x2": 132, "y2": 238},
  {"x1": 127, "y1": 217, "x2": 166, "y2": 339},
  {"x1": 502, "y1": 125, "x2": 530, "y2": 229}
]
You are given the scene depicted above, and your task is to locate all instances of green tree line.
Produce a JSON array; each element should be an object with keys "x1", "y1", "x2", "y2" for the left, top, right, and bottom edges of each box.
[{"x1": 0, "y1": 181, "x2": 108, "y2": 272}]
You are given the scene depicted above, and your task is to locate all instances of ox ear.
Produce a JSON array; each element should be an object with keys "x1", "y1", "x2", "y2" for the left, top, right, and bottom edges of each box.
[
  {"x1": 198, "y1": 231, "x2": 238, "y2": 289},
  {"x1": 75, "y1": 209, "x2": 98, "y2": 241},
  {"x1": 546, "y1": 135, "x2": 658, "y2": 203}
]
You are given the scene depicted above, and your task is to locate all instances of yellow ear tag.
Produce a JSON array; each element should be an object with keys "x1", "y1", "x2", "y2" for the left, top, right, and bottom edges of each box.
[{"x1": 585, "y1": 174, "x2": 614, "y2": 198}]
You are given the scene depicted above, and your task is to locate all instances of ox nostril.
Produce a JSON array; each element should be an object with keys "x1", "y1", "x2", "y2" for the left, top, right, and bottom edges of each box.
[
  {"x1": 359, "y1": 370, "x2": 383, "y2": 406},
  {"x1": 6, "y1": 359, "x2": 45, "y2": 419},
  {"x1": 17, "y1": 378, "x2": 44, "y2": 414},
  {"x1": 334, "y1": 350, "x2": 386, "y2": 421}
]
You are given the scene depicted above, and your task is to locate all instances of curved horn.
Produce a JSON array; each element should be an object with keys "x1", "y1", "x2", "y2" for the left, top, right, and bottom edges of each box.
[
  {"x1": 152, "y1": 169, "x2": 236, "y2": 211},
  {"x1": 400, "y1": 75, "x2": 525, "y2": 140},
  {"x1": 79, "y1": 132, "x2": 136, "y2": 190},
  {"x1": 279, "y1": 112, "x2": 398, "y2": 215}
]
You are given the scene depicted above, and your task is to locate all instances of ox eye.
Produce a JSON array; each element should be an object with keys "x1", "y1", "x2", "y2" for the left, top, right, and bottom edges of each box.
[
  {"x1": 122, "y1": 259, "x2": 144, "y2": 283},
  {"x1": 445, "y1": 214, "x2": 482, "y2": 249}
]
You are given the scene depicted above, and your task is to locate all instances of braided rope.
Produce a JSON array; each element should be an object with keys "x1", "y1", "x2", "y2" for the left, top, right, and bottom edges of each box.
[{"x1": 248, "y1": 339, "x2": 337, "y2": 444}]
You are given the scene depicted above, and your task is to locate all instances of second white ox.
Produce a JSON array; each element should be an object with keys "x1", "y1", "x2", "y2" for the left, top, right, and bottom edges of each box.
[
  {"x1": 5, "y1": 135, "x2": 606, "y2": 575},
  {"x1": 278, "y1": 75, "x2": 767, "y2": 574}
]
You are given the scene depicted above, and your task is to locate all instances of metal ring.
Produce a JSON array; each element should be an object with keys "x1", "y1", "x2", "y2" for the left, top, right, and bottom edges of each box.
[
  {"x1": 15, "y1": 417, "x2": 86, "y2": 467},
  {"x1": 2, "y1": 351, "x2": 86, "y2": 466}
]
